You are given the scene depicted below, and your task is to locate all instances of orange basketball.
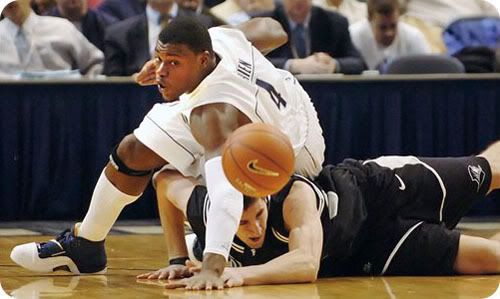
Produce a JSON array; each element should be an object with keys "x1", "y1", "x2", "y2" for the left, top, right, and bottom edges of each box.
[{"x1": 222, "y1": 123, "x2": 295, "y2": 198}]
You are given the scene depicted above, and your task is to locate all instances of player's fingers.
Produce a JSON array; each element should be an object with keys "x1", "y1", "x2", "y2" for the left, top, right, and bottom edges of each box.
[
  {"x1": 215, "y1": 280, "x2": 224, "y2": 290},
  {"x1": 136, "y1": 272, "x2": 152, "y2": 279},
  {"x1": 205, "y1": 281, "x2": 213, "y2": 290},
  {"x1": 165, "y1": 279, "x2": 186, "y2": 289},
  {"x1": 158, "y1": 271, "x2": 169, "y2": 280}
]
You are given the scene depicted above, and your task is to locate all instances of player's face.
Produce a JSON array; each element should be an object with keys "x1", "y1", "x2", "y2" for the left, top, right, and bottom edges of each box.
[
  {"x1": 3, "y1": 0, "x2": 31, "y2": 25},
  {"x1": 370, "y1": 12, "x2": 399, "y2": 47},
  {"x1": 154, "y1": 43, "x2": 210, "y2": 101},
  {"x1": 237, "y1": 198, "x2": 268, "y2": 249}
]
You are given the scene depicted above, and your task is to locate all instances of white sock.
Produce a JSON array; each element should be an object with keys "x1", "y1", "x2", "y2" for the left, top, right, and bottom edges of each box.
[{"x1": 78, "y1": 171, "x2": 140, "y2": 241}]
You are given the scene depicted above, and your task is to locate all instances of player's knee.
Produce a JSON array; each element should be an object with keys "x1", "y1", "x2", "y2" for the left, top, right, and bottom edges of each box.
[{"x1": 116, "y1": 134, "x2": 165, "y2": 170}]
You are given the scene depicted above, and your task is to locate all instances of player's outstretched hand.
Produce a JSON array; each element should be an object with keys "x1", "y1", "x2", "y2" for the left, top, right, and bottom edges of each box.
[
  {"x1": 221, "y1": 267, "x2": 244, "y2": 288},
  {"x1": 136, "y1": 264, "x2": 192, "y2": 280},
  {"x1": 165, "y1": 269, "x2": 225, "y2": 290},
  {"x1": 133, "y1": 59, "x2": 157, "y2": 86}
]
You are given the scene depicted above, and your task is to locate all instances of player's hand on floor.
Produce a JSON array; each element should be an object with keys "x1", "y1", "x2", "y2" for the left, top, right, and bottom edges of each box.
[
  {"x1": 136, "y1": 264, "x2": 192, "y2": 280},
  {"x1": 165, "y1": 269, "x2": 225, "y2": 290},
  {"x1": 133, "y1": 59, "x2": 157, "y2": 86},
  {"x1": 221, "y1": 267, "x2": 244, "y2": 288}
]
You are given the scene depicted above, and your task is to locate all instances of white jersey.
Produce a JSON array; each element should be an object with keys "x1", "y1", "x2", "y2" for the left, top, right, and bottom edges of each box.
[
  {"x1": 135, "y1": 27, "x2": 324, "y2": 178},
  {"x1": 180, "y1": 27, "x2": 325, "y2": 177}
]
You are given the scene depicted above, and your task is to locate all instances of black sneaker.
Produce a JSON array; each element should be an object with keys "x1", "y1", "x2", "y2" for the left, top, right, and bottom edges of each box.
[{"x1": 10, "y1": 224, "x2": 107, "y2": 274}]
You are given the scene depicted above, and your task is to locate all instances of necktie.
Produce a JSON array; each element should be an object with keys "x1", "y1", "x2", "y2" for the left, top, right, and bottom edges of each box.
[
  {"x1": 292, "y1": 24, "x2": 307, "y2": 58},
  {"x1": 15, "y1": 28, "x2": 30, "y2": 64}
]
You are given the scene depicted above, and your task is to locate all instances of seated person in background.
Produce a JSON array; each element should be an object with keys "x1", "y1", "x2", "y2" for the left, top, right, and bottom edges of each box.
[
  {"x1": 175, "y1": 0, "x2": 225, "y2": 26},
  {"x1": 0, "y1": 0, "x2": 104, "y2": 77},
  {"x1": 139, "y1": 141, "x2": 500, "y2": 287},
  {"x1": 399, "y1": 0, "x2": 499, "y2": 54},
  {"x1": 30, "y1": 0, "x2": 56, "y2": 15},
  {"x1": 210, "y1": 0, "x2": 274, "y2": 25},
  {"x1": 103, "y1": 0, "x2": 220, "y2": 76},
  {"x1": 48, "y1": 0, "x2": 117, "y2": 51},
  {"x1": 96, "y1": 0, "x2": 146, "y2": 22},
  {"x1": 349, "y1": 0, "x2": 430, "y2": 70},
  {"x1": 257, "y1": 0, "x2": 366, "y2": 74},
  {"x1": 312, "y1": 0, "x2": 366, "y2": 25}
]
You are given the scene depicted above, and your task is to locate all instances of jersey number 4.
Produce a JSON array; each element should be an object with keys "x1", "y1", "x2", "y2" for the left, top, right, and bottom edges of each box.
[{"x1": 256, "y1": 79, "x2": 287, "y2": 110}]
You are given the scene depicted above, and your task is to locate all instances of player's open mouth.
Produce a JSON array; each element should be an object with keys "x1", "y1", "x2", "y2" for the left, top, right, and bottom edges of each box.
[{"x1": 249, "y1": 236, "x2": 261, "y2": 242}]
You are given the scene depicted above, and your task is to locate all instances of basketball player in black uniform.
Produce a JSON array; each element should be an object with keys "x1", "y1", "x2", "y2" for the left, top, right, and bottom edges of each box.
[{"x1": 138, "y1": 141, "x2": 500, "y2": 287}]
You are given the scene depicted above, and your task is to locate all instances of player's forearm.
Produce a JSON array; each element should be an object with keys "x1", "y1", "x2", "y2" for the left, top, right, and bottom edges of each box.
[
  {"x1": 157, "y1": 192, "x2": 189, "y2": 259},
  {"x1": 236, "y1": 249, "x2": 319, "y2": 286}
]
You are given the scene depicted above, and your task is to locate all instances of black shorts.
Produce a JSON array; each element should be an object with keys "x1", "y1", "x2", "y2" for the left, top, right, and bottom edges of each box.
[
  {"x1": 343, "y1": 155, "x2": 492, "y2": 276},
  {"x1": 186, "y1": 185, "x2": 209, "y2": 262}
]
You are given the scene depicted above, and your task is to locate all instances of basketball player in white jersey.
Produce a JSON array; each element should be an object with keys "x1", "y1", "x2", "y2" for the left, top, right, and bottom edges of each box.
[{"x1": 11, "y1": 16, "x2": 325, "y2": 290}]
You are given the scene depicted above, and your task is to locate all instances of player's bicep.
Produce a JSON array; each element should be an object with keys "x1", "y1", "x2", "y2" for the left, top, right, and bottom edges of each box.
[
  {"x1": 190, "y1": 103, "x2": 251, "y2": 159},
  {"x1": 283, "y1": 182, "x2": 323, "y2": 262}
]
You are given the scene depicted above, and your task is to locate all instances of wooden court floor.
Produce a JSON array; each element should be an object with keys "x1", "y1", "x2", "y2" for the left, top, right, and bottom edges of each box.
[{"x1": 1, "y1": 231, "x2": 500, "y2": 299}]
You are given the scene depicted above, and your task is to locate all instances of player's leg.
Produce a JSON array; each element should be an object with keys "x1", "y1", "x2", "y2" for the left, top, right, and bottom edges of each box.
[
  {"x1": 454, "y1": 234, "x2": 500, "y2": 274},
  {"x1": 478, "y1": 140, "x2": 500, "y2": 194},
  {"x1": 9, "y1": 134, "x2": 166, "y2": 274},
  {"x1": 10, "y1": 103, "x2": 202, "y2": 274}
]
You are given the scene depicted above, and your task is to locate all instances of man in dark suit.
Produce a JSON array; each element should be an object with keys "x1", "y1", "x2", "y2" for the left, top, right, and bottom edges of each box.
[
  {"x1": 103, "y1": 0, "x2": 220, "y2": 76},
  {"x1": 97, "y1": 0, "x2": 146, "y2": 21},
  {"x1": 258, "y1": 0, "x2": 366, "y2": 74},
  {"x1": 49, "y1": 0, "x2": 116, "y2": 51}
]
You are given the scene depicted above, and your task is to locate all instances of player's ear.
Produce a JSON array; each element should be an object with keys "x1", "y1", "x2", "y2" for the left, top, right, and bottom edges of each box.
[{"x1": 199, "y1": 51, "x2": 210, "y2": 66}]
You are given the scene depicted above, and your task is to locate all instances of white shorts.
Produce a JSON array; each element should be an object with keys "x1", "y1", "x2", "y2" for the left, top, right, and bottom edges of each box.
[{"x1": 134, "y1": 102, "x2": 205, "y2": 178}]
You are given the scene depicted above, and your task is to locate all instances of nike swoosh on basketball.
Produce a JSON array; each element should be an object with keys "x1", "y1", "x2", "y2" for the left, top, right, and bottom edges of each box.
[
  {"x1": 247, "y1": 160, "x2": 279, "y2": 177},
  {"x1": 395, "y1": 174, "x2": 406, "y2": 191}
]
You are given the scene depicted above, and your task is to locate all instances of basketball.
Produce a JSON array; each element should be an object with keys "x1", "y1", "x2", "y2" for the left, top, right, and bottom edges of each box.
[{"x1": 222, "y1": 123, "x2": 295, "y2": 198}]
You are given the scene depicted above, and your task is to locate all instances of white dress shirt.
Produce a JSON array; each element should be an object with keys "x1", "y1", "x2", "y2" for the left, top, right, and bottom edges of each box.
[
  {"x1": 0, "y1": 11, "x2": 104, "y2": 77},
  {"x1": 312, "y1": 0, "x2": 367, "y2": 24},
  {"x1": 146, "y1": 3, "x2": 179, "y2": 57},
  {"x1": 350, "y1": 19, "x2": 431, "y2": 69}
]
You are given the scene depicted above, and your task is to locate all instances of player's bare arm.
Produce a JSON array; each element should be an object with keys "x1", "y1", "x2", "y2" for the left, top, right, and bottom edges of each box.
[
  {"x1": 176, "y1": 103, "x2": 250, "y2": 289},
  {"x1": 228, "y1": 181, "x2": 323, "y2": 286},
  {"x1": 137, "y1": 171, "x2": 196, "y2": 280},
  {"x1": 233, "y1": 17, "x2": 288, "y2": 55}
]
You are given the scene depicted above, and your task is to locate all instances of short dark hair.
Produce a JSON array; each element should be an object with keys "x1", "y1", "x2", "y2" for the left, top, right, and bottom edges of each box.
[
  {"x1": 243, "y1": 196, "x2": 260, "y2": 210},
  {"x1": 158, "y1": 16, "x2": 213, "y2": 54},
  {"x1": 367, "y1": 0, "x2": 399, "y2": 18}
]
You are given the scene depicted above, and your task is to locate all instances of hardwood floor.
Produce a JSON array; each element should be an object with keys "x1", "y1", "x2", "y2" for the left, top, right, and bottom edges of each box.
[{"x1": 1, "y1": 230, "x2": 499, "y2": 298}]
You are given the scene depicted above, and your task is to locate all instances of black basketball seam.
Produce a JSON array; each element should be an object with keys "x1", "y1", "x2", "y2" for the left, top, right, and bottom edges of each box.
[
  {"x1": 229, "y1": 146, "x2": 276, "y2": 192},
  {"x1": 237, "y1": 133, "x2": 293, "y2": 174}
]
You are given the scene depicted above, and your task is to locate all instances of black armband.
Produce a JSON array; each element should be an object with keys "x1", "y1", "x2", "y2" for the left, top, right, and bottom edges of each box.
[{"x1": 169, "y1": 256, "x2": 189, "y2": 266}]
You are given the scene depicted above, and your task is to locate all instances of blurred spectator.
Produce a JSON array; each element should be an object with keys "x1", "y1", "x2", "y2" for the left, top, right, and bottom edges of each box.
[
  {"x1": 31, "y1": 0, "x2": 56, "y2": 15},
  {"x1": 401, "y1": 0, "x2": 499, "y2": 29},
  {"x1": 398, "y1": 0, "x2": 499, "y2": 54},
  {"x1": 97, "y1": 0, "x2": 146, "y2": 21},
  {"x1": 211, "y1": 0, "x2": 274, "y2": 25},
  {"x1": 175, "y1": 0, "x2": 225, "y2": 25},
  {"x1": 48, "y1": 0, "x2": 117, "y2": 51},
  {"x1": 257, "y1": 0, "x2": 366, "y2": 74},
  {"x1": 312, "y1": 0, "x2": 366, "y2": 24},
  {"x1": 0, "y1": 0, "x2": 104, "y2": 77},
  {"x1": 103, "y1": 0, "x2": 219, "y2": 76},
  {"x1": 350, "y1": 0, "x2": 430, "y2": 70},
  {"x1": 88, "y1": 0, "x2": 101, "y2": 8}
]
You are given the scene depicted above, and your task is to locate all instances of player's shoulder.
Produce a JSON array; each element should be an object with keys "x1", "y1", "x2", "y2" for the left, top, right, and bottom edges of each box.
[{"x1": 209, "y1": 26, "x2": 247, "y2": 43}]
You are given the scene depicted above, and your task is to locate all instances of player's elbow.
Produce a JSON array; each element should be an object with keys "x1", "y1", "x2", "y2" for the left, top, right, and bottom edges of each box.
[
  {"x1": 302, "y1": 259, "x2": 319, "y2": 282},
  {"x1": 263, "y1": 18, "x2": 288, "y2": 47}
]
